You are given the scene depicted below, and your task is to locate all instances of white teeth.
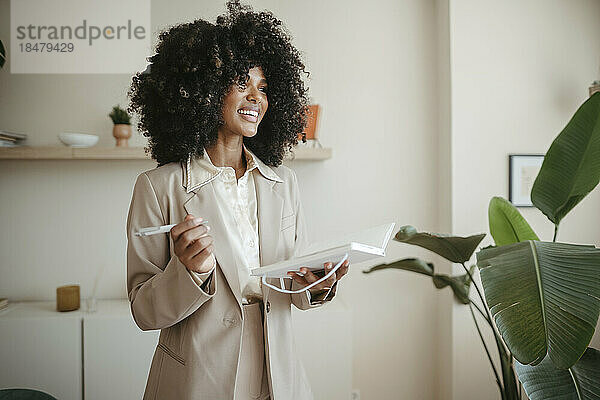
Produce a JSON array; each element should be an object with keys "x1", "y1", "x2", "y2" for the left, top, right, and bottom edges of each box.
[{"x1": 238, "y1": 109, "x2": 258, "y2": 117}]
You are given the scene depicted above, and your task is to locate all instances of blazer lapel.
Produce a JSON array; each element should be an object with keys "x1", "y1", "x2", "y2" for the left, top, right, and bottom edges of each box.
[
  {"x1": 180, "y1": 149, "x2": 286, "y2": 312},
  {"x1": 183, "y1": 182, "x2": 243, "y2": 311},
  {"x1": 254, "y1": 173, "x2": 284, "y2": 267},
  {"x1": 182, "y1": 171, "x2": 285, "y2": 311}
]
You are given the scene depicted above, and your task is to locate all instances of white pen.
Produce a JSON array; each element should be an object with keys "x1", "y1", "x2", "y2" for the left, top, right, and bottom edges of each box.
[{"x1": 135, "y1": 220, "x2": 210, "y2": 237}]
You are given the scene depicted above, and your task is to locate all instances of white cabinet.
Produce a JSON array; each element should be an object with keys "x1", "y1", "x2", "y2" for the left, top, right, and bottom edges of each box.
[
  {"x1": 0, "y1": 303, "x2": 82, "y2": 400},
  {"x1": 82, "y1": 301, "x2": 159, "y2": 400},
  {"x1": 0, "y1": 299, "x2": 352, "y2": 400},
  {"x1": 0, "y1": 301, "x2": 158, "y2": 400}
]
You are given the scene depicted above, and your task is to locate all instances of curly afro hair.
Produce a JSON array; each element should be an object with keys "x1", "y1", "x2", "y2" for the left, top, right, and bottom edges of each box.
[{"x1": 127, "y1": 0, "x2": 310, "y2": 167}]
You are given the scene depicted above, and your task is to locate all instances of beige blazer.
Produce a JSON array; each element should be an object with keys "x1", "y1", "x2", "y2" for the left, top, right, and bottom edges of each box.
[{"x1": 126, "y1": 153, "x2": 338, "y2": 400}]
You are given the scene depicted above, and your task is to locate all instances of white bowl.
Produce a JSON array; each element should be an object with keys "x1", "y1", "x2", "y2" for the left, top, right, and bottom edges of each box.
[{"x1": 58, "y1": 133, "x2": 99, "y2": 147}]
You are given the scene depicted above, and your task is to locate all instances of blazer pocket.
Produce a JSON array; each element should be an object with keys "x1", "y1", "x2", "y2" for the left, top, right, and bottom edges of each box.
[
  {"x1": 157, "y1": 342, "x2": 186, "y2": 366},
  {"x1": 281, "y1": 212, "x2": 296, "y2": 231},
  {"x1": 159, "y1": 318, "x2": 188, "y2": 365}
]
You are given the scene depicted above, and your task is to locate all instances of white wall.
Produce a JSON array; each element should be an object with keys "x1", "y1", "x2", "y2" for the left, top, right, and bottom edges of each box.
[
  {"x1": 435, "y1": 0, "x2": 454, "y2": 398},
  {"x1": 449, "y1": 1, "x2": 600, "y2": 399},
  {"x1": 0, "y1": 1, "x2": 442, "y2": 398}
]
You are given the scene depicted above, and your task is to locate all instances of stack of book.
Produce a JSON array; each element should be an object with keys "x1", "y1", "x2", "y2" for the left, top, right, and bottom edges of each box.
[
  {"x1": 0, "y1": 298, "x2": 8, "y2": 311},
  {"x1": 0, "y1": 130, "x2": 27, "y2": 147}
]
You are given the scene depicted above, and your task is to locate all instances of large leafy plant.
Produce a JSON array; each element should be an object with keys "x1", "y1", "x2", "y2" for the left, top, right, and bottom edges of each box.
[
  {"x1": 478, "y1": 92, "x2": 600, "y2": 398},
  {"x1": 365, "y1": 92, "x2": 600, "y2": 399},
  {"x1": 364, "y1": 224, "x2": 523, "y2": 399}
]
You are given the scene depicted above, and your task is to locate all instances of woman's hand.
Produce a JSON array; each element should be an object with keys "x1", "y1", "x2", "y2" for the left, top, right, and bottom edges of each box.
[
  {"x1": 170, "y1": 214, "x2": 216, "y2": 273},
  {"x1": 287, "y1": 259, "x2": 349, "y2": 297}
]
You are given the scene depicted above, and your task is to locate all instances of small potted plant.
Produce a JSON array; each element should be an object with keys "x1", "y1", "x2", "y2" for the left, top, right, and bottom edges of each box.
[{"x1": 109, "y1": 105, "x2": 132, "y2": 147}]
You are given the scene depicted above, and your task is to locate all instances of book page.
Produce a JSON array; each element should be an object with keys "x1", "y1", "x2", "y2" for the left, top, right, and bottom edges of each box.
[{"x1": 299, "y1": 222, "x2": 395, "y2": 256}]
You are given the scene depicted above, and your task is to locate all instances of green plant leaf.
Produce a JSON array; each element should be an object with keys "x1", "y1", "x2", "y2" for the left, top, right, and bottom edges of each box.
[
  {"x1": 431, "y1": 265, "x2": 474, "y2": 305},
  {"x1": 363, "y1": 258, "x2": 473, "y2": 304},
  {"x1": 488, "y1": 196, "x2": 539, "y2": 246},
  {"x1": 363, "y1": 257, "x2": 434, "y2": 276},
  {"x1": 515, "y1": 348, "x2": 600, "y2": 400},
  {"x1": 394, "y1": 225, "x2": 486, "y2": 263},
  {"x1": 432, "y1": 265, "x2": 475, "y2": 304},
  {"x1": 476, "y1": 241, "x2": 600, "y2": 369},
  {"x1": 531, "y1": 92, "x2": 600, "y2": 226}
]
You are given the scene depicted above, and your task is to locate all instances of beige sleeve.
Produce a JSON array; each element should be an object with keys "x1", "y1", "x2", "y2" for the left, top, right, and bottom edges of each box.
[
  {"x1": 126, "y1": 172, "x2": 216, "y2": 331},
  {"x1": 189, "y1": 257, "x2": 217, "y2": 291}
]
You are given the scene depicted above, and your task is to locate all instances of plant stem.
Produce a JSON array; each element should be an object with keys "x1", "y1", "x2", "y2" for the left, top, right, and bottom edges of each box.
[
  {"x1": 553, "y1": 224, "x2": 559, "y2": 242},
  {"x1": 461, "y1": 263, "x2": 512, "y2": 387},
  {"x1": 507, "y1": 353, "x2": 522, "y2": 400},
  {"x1": 470, "y1": 297, "x2": 505, "y2": 359},
  {"x1": 462, "y1": 264, "x2": 510, "y2": 357},
  {"x1": 469, "y1": 303, "x2": 504, "y2": 398},
  {"x1": 470, "y1": 299, "x2": 491, "y2": 324},
  {"x1": 460, "y1": 263, "x2": 495, "y2": 335}
]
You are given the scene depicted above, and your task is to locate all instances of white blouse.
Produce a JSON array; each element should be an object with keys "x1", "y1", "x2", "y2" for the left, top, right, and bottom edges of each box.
[
  {"x1": 187, "y1": 144, "x2": 324, "y2": 305},
  {"x1": 188, "y1": 145, "x2": 267, "y2": 304}
]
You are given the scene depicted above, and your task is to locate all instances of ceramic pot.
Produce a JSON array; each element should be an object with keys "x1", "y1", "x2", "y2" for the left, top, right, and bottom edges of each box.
[
  {"x1": 298, "y1": 104, "x2": 320, "y2": 141},
  {"x1": 113, "y1": 124, "x2": 132, "y2": 147}
]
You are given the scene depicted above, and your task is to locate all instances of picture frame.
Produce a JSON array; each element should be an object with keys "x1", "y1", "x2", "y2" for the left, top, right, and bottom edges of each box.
[{"x1": 508, "y1": 154, "x2": 545, "y2": 207}]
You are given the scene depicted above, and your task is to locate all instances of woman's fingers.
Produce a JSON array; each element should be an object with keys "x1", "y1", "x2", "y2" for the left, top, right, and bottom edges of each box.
[
  {"x1": 336, "y1": 268, "x2": 348, "y2": 280},
  {"x1": 336, "y1": 259, "x2": 349, "y2": 280},
  {"x1": 191, "y1": 245, "x2": 215, "y2": 265},
  {"x1": 180, "y1": 224, "x2": 210, "y2": 247},
  {"x1": 304, "y1": 264, "x2": 335, "y2": 290},
  {"x1": 287, "y1": 259, "x2": 349, "y2": 291},
  {"x1": 187, "y1": 236, "x2": 214, "y2": 259},
  {"x1": 287, "y1": 268, "x2": 328, "y2": 290},
  {"x1": 171, "y1": 214, "x2": 215, "y2": 273},
  {"x1": 322, "y1": 263, "x2": 338, "y2": 287},
  {"x1": 287, "y1": 271, "x2": 307, "y2": 286},
  {"x1": 186, "y1": 241, "x2": 215, "y2": 261},
  {"x1": 171, "y1": 214, "x2": 208, "y2": 242},
  {"x1": 171, "y1": 214, "x2": 204, "y2": 242},
  {"x1": 172, "y1": 216, "x2": 210, "y2": 256},
  {"x1": 301, "y1": 268, "x2": 320, "y2": 284}
]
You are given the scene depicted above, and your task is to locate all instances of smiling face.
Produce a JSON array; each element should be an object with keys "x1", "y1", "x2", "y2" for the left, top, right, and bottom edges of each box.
[{"x1": 219, "y1": 66, "x2": 269, "y2": 139}]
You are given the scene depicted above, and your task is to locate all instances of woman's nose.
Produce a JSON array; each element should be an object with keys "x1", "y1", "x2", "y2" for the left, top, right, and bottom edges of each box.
[
  {"x1": 246, "y1": 87, "x2": 262, "y2": 103},
  {"x1": 246, "y1": 92, "x2": 257, "y2": 103}
]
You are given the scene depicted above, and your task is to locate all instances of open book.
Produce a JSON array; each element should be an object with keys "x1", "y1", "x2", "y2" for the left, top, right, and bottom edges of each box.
[{"x1": 251, "y1": 222, "x2": 396, "y2": 278}]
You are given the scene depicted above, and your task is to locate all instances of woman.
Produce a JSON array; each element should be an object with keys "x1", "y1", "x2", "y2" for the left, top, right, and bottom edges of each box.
[{"x1": 126, "y1": 2, "x2": 349, "y2": 399}]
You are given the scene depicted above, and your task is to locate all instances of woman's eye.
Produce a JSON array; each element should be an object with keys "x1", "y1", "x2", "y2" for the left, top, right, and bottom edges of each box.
[{"x1": 260, "y1": 87, "x2": 268, "y2": 93}]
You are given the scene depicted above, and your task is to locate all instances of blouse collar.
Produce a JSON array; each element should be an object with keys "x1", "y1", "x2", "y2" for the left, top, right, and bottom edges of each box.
[{"x1": 182, "y1": 144, "x2": 283, "y2": 193}]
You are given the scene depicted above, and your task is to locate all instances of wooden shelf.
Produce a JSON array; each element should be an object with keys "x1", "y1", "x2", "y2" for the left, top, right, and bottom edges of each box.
[
  {"x1": 0, "y1": 146, "x2": 148, "y2": 160},
  {"x1": 286, "y1": 145, "x2": 332, "y2": 160},
  {"x1": 0, "y1": 145, "x2": 332, "y2": 161}
]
